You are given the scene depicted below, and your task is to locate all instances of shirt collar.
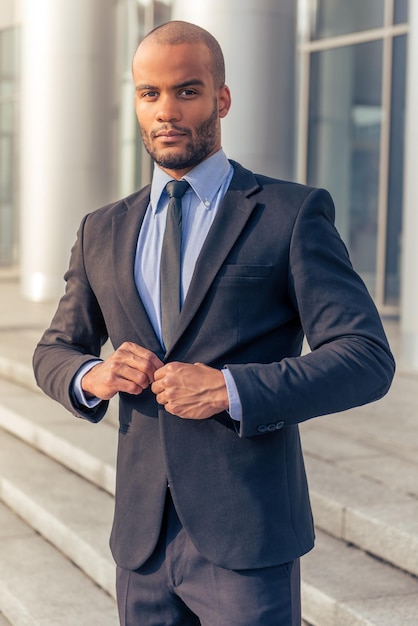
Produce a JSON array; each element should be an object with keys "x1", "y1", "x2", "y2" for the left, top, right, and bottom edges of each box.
[{"x1": 150, "y1": 149, "x2": 232, "y2": 214}]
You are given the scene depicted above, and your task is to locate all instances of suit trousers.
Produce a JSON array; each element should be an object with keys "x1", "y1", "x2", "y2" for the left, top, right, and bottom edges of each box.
[{"x1": 116, "y1": 490, "x2": 301, "y2": 626}]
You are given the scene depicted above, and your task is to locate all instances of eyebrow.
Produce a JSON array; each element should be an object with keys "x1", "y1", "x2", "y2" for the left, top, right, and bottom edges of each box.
[{"x1": 136, "y1": 78, "x2": 206, "y2": 91}]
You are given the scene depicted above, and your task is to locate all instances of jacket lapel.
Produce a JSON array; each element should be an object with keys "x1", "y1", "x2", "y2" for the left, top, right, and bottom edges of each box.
[
  {"x1": 112, "y1": 187, "x2": 164, "y2": 357},
  {"x1": 168, "y1": 163, "x2": 261, "y2": 352}
]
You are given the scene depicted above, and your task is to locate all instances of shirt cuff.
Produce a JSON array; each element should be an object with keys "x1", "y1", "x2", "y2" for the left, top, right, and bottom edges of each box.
[
  {"x1": 221, "y1": 367, "x2": 242, "y2": 422},
  {"x1": 72, "y1": 360, "x2": 103, "y2": 408}
]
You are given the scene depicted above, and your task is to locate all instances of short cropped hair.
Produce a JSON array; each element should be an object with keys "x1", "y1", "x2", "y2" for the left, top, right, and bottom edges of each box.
[{"x1": 142, "y1": 21, "x2": 225, "y2": 88}]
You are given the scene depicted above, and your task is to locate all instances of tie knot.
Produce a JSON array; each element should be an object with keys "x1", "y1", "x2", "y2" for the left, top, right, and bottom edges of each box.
[{"x1": 165, "y1": 180, "x2": 189, "y2": 199}]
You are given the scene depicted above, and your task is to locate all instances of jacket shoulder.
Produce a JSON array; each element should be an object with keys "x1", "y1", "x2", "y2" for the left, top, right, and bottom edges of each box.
[
  {"x1": 229, "y1": 160, "x2": 319, "y2": 201},
  {"x1": 85, "y1": 184, "x2": 151, "y2": 223},
  {"x1": 228, "y1": 161, "x2": 333, "y2": 225}
]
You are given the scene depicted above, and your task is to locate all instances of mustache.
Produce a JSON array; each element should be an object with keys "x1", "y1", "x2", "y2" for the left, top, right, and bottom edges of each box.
[{"x1": 150, "y1": 124, "x2": 192, "y2": 138}]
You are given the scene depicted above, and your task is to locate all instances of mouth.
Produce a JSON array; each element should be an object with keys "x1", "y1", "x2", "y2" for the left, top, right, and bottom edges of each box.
[
  {"x1": 155, "y1": 130, "x2": 185, "y2": 138},
  {"x1": 152, "y1": 126, "x2": 190, "y2": 142}
]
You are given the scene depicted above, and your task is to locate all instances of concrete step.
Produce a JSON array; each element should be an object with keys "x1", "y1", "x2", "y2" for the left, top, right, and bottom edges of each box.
[
  {"x1": 0, "y1": 501, "x2": 118, "y2": 625},
  {"x1": 304, "y1": 454, "x2": 418, "y2": 578},
  {"x1": 301, "y1": 529, "x2": 418, "y2": 626},
  {"x1": 0, "y1": 328, "x2": 47, "y2": 395},
  {"x1": 0, "y1": 376, "x2": 117, "y2": 496},
  {"x1": 300, "y1": 372, "x2": 418, "y2": 494},
  {"x1": 0, "y1": 427, "x2": 116, "y2": 600},
  {"x1": 300, "y1": 379, "x2": 418, "y2": 579}
]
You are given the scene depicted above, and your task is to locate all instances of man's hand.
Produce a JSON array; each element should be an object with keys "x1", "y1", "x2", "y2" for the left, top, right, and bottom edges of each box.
[
  {"x1": 82, "y1": 342, "x2": 164, "y2": 400},
  {"x1": 151, "y1": 362, "x2": 229, "y2": 419}
]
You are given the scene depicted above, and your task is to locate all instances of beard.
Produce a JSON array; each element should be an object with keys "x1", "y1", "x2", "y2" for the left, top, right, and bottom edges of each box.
[{"x1": 140, "y1": 100, "x2": 219, "y2": 171}]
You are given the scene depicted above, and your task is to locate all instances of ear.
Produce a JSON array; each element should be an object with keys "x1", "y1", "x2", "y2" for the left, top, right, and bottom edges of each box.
[{"x1": 218, "y1": 85, "x2": 231, "y2": 119}]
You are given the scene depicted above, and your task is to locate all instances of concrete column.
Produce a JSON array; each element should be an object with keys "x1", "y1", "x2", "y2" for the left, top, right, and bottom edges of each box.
[
  {"x1": 400, "y1": 0, "x2": 418, "y2": 369},
  {"x1": 171, "y1": 0, "x2": 296, "y2": 180},
  {"x1": 19, "y1": 0, "x2": 115, "y2": 301}
]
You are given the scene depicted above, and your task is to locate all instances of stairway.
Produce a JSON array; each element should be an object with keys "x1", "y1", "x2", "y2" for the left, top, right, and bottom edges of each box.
[{"x1": 0, "y1": 322, "x2": 417, "y2": 625}]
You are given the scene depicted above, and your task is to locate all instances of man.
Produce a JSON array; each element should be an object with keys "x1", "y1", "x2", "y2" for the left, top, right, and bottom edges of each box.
[{"x1": 33, "y1": 20, "x2": 395, "y2": 626}]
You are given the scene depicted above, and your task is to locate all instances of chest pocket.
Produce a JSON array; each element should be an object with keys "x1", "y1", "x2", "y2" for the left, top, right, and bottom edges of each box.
[{"x1": 216, "y1": 264, "x2": 272, "y2": 282}]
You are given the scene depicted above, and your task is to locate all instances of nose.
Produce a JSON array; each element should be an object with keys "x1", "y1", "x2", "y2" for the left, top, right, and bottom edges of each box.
[{"x1": 156, "y1": 94, "x2": 181, "y2": 123}]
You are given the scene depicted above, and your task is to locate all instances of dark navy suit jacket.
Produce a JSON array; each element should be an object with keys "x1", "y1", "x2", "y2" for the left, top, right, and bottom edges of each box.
[{"x1": 33, "y1": 161, "x2": 395, "y2": 571}]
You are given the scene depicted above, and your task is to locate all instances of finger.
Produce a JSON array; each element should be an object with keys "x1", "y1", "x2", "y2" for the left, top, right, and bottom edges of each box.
[
  {"x1": 82, "y1": 360, "x2": 149, "y2": 400},
  {"x1": 128, "y1": 343, "x2": 164, "y2": 370},
  {"x1": 116, "y1": 343, "x2": 163, "y2": 383},
  {"x1": 112, "y1": 362, "x2": 152, "y2": 390},
  {"x1": 153, "y1": 363, "x2": 176, "y2": 380},
  {"x1": 153, "y1": 367, "x2": 166, "y2": 382},
  {"x1": 117, "y1": 342, "x2": 163, "y2": 367},
  {"x1": 150, "y1": 379, "x2": 164, "y2": 395}
]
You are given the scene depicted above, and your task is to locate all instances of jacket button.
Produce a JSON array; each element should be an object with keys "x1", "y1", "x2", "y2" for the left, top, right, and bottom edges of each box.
[
  {"x1": 275, "y1": 421, "x2": 285, "y2": 429},
  {"x1": 257, "y1": 425, "x2": 267, "y2": 433}
]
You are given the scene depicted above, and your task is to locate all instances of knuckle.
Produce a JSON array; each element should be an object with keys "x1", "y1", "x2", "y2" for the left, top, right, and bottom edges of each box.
[
  {"x1": 126, "y1": 382, "x2": 140, "y2": 395},
  {"x1": 136, "y1": 372, "x2": 149, "y2": 387},
  {"x1": 116, "y1": 342, "x2": 130, "y2": 354},
  {"x1": 107, "y1": 360, "x2": 119, "y2": 375},
  {"x1": 122, "y1": 341, "x2": 135, "y2": 350}
]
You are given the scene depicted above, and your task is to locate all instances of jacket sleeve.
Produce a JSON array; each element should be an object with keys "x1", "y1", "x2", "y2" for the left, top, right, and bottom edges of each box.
[
  {"x1": 33, "y1": 215, "x2": 110, "y2": 423},
  {"x1": 226, "y1": 188, "x2": 395, "y2": 437}
]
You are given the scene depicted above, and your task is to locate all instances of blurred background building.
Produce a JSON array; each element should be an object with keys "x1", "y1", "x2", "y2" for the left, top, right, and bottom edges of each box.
[{"x1": 0, "y1": 0, "x2": 417, "y2": 367}]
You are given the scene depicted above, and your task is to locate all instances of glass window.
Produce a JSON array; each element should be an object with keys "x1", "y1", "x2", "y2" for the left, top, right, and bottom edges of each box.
[
  {"x1": 307, "y1": 40, "x2": 383, "y2": 296},
  {"x1": 394, "y1": 0, "x2": 408, "y2": 24},
  {"x1": 311, "y1": 0, "x2": 385, "y2": 40},
  {"x1": 0, "y1": 27, "x2": 20, "y2": 268},
  {"x1": 385, "y1": 35, "x2": 406, "y2": 305}
]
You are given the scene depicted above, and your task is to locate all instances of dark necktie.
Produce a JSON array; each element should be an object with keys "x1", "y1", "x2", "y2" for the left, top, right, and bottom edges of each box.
[{"x1": 160, "y1": 179, "x2": 190, "y2": 351}]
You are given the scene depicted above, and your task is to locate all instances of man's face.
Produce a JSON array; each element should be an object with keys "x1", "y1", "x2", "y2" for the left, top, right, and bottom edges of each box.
[{"x1": 132, "y1": 40, "x2": 231, "y2": 179}]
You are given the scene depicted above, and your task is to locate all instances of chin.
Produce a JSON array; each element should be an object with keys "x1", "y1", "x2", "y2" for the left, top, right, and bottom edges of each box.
[{"x1": 155, "y1": 153, "x2": 194, "y2": 171}]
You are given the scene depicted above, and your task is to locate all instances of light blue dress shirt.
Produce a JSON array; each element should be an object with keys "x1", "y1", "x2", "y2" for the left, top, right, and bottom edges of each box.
[
  {"x1": 73, "y1": 149, "x2": 242, "y2": 421},
  {"x1": 135, "y1": 149, "x2": 232, "y2": 345}
]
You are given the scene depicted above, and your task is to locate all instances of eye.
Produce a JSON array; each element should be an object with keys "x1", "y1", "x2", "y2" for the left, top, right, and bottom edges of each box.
[
  {"x1": 180, "y1": 89, "x2": 197, "y2": 97},
  {"x1": 142, "y1": 91, "x2": 158, "y2": 99},
  {"x1": 136, "y1": 89, "x2": 159, "y2": 100}
]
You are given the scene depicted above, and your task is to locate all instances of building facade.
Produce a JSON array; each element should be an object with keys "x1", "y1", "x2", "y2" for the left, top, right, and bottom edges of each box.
[{"x1": 0, "y1": 0, "x2": 417, "y2": 367}]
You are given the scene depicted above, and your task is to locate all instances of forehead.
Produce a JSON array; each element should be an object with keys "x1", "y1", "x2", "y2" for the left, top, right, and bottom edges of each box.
[{"x1": 133, "y1": 41, "x2": 213, "y2": 87}]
